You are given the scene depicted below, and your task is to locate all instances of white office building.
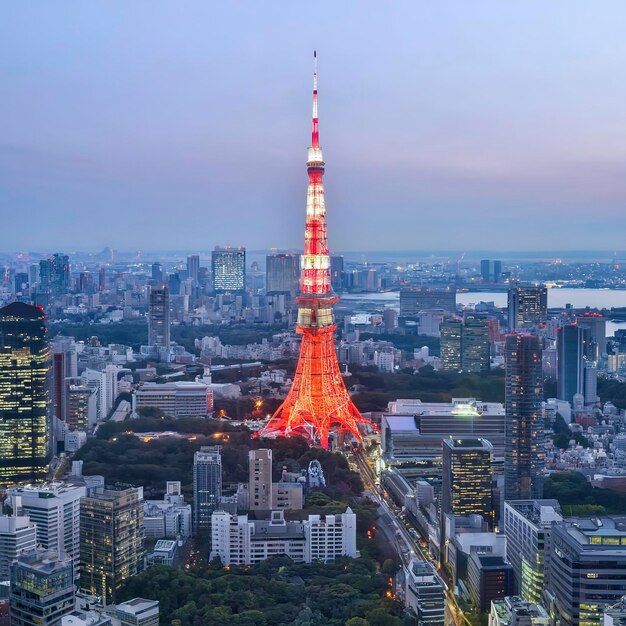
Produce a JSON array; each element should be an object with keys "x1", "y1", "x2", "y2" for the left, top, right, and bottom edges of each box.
[
  {"x1": 211, "y1": 508, "x2": 359, "y2": 566},
  {"x1": 135, "y1": 381, "x2": 213, "y2": 418},
  {"x1": 143, "y1": 482, "x2": 192, "y2": 539},
  {"x1": 0, "y1": 516, "x2": 37, "y2": 580},
  {"x1": 7, "y1": 482, "x2": 87, "y2": 580}
]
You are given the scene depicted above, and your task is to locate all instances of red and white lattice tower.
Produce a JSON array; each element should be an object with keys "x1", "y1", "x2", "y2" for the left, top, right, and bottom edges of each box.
[{"x1": 259, "y1": 53, "x2": 371, "y2": 448}]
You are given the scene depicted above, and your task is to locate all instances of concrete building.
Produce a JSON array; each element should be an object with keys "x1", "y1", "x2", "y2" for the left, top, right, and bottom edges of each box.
[
  {"x1": 467, "y1": 553, "x2": 514, "y2": 613},
  {"x1": 143, "y1": 482, "x2": 192, "y2": 539},
  {"x1": 147, "y1": 285, "x2": 170, "y2": 355},
  {"x1": 135, "y1": 381, "x2": 213, "y2": 418},
  {"x1": 105, "y1": 598, "x2": 159, "y2": 626},
  {"x1": 489, "y1": 596, "x2": 550, "y2": 626},
  {"x1": 503, "y1": 500, "x2": 562, "y2": 603},
  {"x1": 403, "y1": 559, "x2": 446, "y2": 626},
  {"x1": 7, "y1": 482, "x2": 86, "y2": 581},
  {"x1": 79, "y1": 488, "x2": 144, "y2": 605},
  {"x1": 211, "y1": 508, "x2": 358, "y2": 566},
  {"x1": 0, "y1": 516, "x2": 37, "y2": 580},
  {"x1": 10, "y1": 549, "x2": 75, "y2": 626},
  {"x1": 545, "y1": 516, "x2": 626, "y2": 626},
  {"x1": 249, "y1": 449, "x2": 273, "y2": 510},
  {"x1": 81, "y1": 366, "x2": 118, "y2": 422}
]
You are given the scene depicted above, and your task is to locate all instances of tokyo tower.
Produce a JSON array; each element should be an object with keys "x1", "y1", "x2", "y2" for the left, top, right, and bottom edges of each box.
[{"x1": 259, "y1": 53, "x2": 370, "y2": 448}]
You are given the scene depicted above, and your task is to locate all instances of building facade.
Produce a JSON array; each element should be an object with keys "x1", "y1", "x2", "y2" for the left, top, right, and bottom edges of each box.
[
  {"x1": 135, "y1": 382, "x2": 213, "y2": 418},
  {"x1": 212, "y1": 247, "x2": 245, "y2": 294},
  {"x1": 79, "y1": 488, "x2": 144, "y2": 605},
  {"x1": 0, "y1": 302, "x2": 51, "y2": 485},
  {"x1": 507, "y1": 286, "x2": 548, "y2": 331},
  {"x1": 10, "y1": 549, "x2": 75, "y2": 626},
  {"x1": 193, "y1": 446, "x2": 222, "y2": 531},
  {"x1": 504, "y1": 334, "x2": 544, "y2": 500},
  {"x1": 441, "y1": 438, "x2": 493, "y2": 524}
]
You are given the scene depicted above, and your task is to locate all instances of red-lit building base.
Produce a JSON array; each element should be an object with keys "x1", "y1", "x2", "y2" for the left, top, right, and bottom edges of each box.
[{"x1": 258, "y1": 325, "x2": 369, "y2": 448}]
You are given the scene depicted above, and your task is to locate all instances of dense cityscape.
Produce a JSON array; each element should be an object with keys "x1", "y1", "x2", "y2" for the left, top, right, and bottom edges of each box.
[{"x1": 4, "y1": 4, "x2": 626, "y2": 626}]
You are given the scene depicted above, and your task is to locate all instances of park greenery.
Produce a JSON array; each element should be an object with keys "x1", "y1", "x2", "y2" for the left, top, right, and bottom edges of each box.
[
  {"x1": 75, "y1": 419, "x2": 363, "y2": 500},
  {"x1": 118, "y1": 557, "x2": 411, "y2": 626},
  {"x1": 544, "y1": 471, "x2": 626, "y2": 515}
]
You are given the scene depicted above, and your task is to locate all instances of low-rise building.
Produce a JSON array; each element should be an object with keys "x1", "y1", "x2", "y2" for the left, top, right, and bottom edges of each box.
[
  {"x1": 489, "y1": 596, "x2": 550, "y2": 626},
  {"x1": 135, "y1": 381, "x2": 213, "y2": 418},
  {"x1": 403, "y1": 559, "x2": 446, "y2": 626}
]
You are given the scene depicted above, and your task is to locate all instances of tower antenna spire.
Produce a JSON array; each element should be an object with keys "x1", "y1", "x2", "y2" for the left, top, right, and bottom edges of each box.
[
  {"x1": 257, "y1": 54, "x2": 374, "y2": 449},
  {"x1": 312, "y1": 50, "x2": 319, "y2": 148}
]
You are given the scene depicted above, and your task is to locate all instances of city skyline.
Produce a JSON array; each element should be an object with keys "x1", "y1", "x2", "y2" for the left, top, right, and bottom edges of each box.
[{"x1": 3, "y1": 2, "x2": 626, "y2": 252}]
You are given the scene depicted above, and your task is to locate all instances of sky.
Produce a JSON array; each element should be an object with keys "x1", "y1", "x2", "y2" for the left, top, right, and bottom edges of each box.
[{"x1": 2, "y1": 1, "x2": 626, "y2": 254}]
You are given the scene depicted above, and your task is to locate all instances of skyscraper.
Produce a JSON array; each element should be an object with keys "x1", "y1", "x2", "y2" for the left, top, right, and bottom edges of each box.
[
  {"x1": 504, "y1": 334, "x2": 544, "y2": 500},
  {"x1": 441, "y1": 438, "x2": 493, "y2": 524},
  {"x1": 440, "y1": 319, "x2": 462, "y2": 371},
  {"x1": 0, "y1": 302, "x2": 50, "y2": 485},
  {"x1": 330, "y1": 256, "x2": 344, "y2": 291},
  {"x1": 441, "y1": 317, "x2": 490, "y2": 373},
  {"x1": 79, "y1": 487, "x2": 144, "y2": 605},
  {"x1": 259, "y1": 53, "x2": 370, "y2": 448},
  {"x1": 193, "y1": 446, "x2": 222, "y2": 531},
  {"x1": 249, "y1": 449, "x2": 273, "y2": 510},
  {"x1": 186, "y1": 254, "x2": 200, "y2": 285},
  {"x1": 39, "y1": 253, "x2": 70, "y2": 296},
  {"x1": 481, "y1": 259, "x2": 491, "y2": 283},
  {"x1": 461, "y1": 317, "x2": 491, "y2": 372},
  {"x1": 151, "y1": 262, "x2": 163, "y2": 283},
  {"x1": 266, "y1": 252, "x2": 300, "y2": 296},
  {"x1": 507, "y1": 285, "x2": 548, "y2": 330},
  {"x1": 211, "y1": 247, "x2": 245, "y2": 294},
  {"x1": 557, "y1": 324, "x2": 589, "y2": 404},
  {"x1": 148, "y1": 284, "x2": 170, "y2": 354}
]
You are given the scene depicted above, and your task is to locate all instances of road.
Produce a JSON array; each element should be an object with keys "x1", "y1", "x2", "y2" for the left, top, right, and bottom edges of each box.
[{"x1": 351, "y1": 448, "x2": 472, "y2": 626}]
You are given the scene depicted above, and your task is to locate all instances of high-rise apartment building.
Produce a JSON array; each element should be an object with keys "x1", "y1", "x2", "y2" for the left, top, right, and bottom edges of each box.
[
  {"x1": 266, "y1": 253, "x2": 300, "y2": 296},
  {"x1": 147, "y1": 284, "x2": 170, "y2": 353},
  {"x1": 0, "y1": 516, "x2": 37, "y2": 580},
  {"x1": 507, "y1": 286, "x2": 548, "y2": 330},
  {"x1": 10, "y1": 549, "x2": 75, "y2": 626},
  {"x1": 51, "y1": 336, "x2": 78, "y2": 423},
  {"x1": 441, "y1": 438, "x2": 493, "y2": 523},
  {"x1": 79, "y1": 487, "x2": 144, "y2": 605},
  {"x1": 193, "y1": 446, "x2": 222, "y2": 531},
  {"x1": 400, "y1": 288, "x2": 457, "y2": 319},
  {"x1": 8, "y1": 482, "x2": 86, "y2": 580},
  {"x1": 557, "y1": 324, "x2": 590, "y2": 405},
  {"x1": 249, "y1": 449, "x2": 273, "y2": 511},
  {"x1": 0, "y1": 302, "x2": 51, "y2": 485},
  {"x1": 504, "y1": 334, "x2": 544, "y2": 500},
  {"x1": 81, "y1": 366, "x2": 118, "y2": 422},
  {"x1": 211, "y1": 247, "x2": 245, "y2": 294},
  {"x1": 186, "y1": 254, "x2": 200, "y2": 285}
]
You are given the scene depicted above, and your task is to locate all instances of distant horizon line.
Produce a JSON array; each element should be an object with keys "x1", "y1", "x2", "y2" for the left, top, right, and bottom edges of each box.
[{"x1": 2, "y1": 248, "x2": 625, "y2": 260}]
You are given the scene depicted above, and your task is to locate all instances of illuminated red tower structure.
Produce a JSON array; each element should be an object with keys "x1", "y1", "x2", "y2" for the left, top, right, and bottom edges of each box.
[{"x1": 260, "y1": 53, "x2": 369, "y2": 448}]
